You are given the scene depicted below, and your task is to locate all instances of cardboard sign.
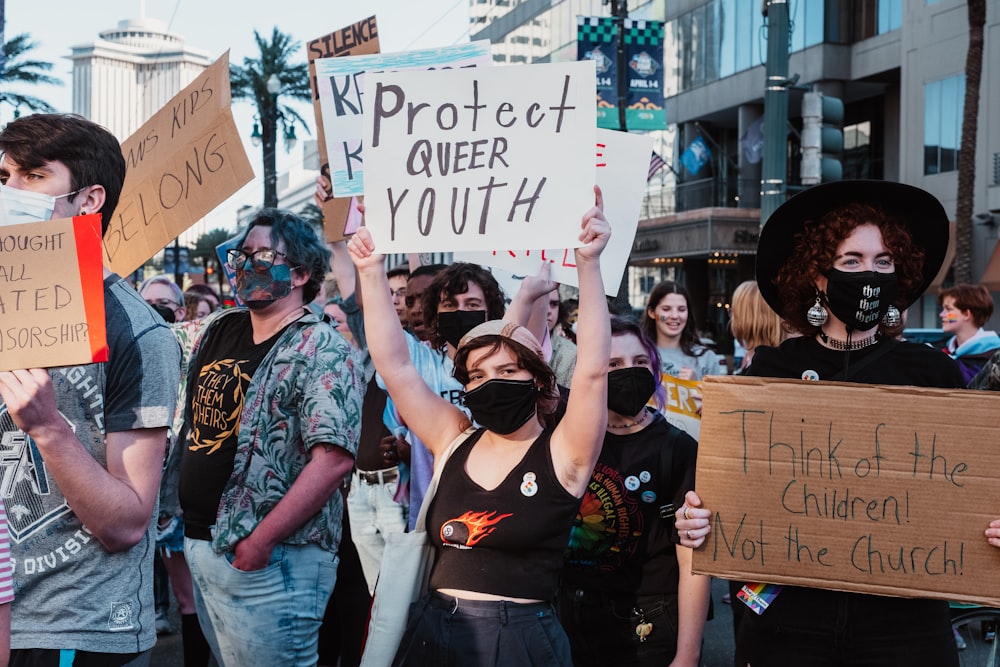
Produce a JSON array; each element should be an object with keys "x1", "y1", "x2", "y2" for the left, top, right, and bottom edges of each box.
[
  {"x1": 0, "y1": 214, "x2": 107, "y2": 370},
  {"x1": 306, "y1": 17, "x2": 380, "y2": 242},
  {"x1": 315, "y1": 41, "x2": 491, "y2": 198},
  {"x1": 692, "y1": 376, "x2": 1000, "y2": 607},
  {"x1": 363, "y1": 61, "x2": 597, "y2": 254},
  {"x1": 456, "y1": 129, "x2": 650, "y2": 295},
  {"x1": 105, "y1": 52, "x2": 255, "y2": 276}
]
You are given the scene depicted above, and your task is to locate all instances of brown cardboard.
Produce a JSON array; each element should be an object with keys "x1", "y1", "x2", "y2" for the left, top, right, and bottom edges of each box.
[
  {"x1": 692, "y1": 375, "x2": 1000, "y2": 607},
  {"x1": 105, "y1": 52, "x2": 254, "y2": 276},
  {"x1": 306, "y1": 17, "x2": 379, "y2": 242},
  {"x1": 0, "y1": 215, "x2": 107, "y2": 370}
]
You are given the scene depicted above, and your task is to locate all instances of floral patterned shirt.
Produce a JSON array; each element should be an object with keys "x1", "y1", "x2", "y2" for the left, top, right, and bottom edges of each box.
[{"x1": 179, "y1": 308, "x2": 364, "y2": 554}]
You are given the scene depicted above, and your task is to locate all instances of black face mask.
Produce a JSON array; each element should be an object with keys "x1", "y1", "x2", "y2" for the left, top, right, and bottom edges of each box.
[
  {"x1": 461, "y1": 378, "x2": 539, "y2": 435},
  {"x1": 437, "y1": 310, "x2": 488, "y2": 348},
  {"x1": 607, "y1": 367, "x2": 657, "y2": 417},
  {"x1": 823, "y1": 269, "x2": 899, "y2": 332}
]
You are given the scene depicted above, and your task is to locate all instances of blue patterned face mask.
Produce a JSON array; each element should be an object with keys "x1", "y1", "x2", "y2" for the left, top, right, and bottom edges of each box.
[{"x1": 234, "y1": 264, "x2": 293, "y2": 308}]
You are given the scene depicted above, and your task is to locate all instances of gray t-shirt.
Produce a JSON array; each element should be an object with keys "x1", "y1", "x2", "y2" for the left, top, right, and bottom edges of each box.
[
  {"x1": 6, "y1": 276, "x2": 181, "y2": 653},
  {"x1": 657, "y1": 344, "x2": 724, "y2": 380}
]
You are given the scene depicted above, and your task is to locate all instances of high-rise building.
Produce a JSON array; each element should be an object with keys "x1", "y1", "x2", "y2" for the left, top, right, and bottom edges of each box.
[
  {"x1": 473, "y1": 0, "x2": 1000, "y2": 341},
  {"x1": 68, "y1": 16, "x2": 212, "y2": 140}
]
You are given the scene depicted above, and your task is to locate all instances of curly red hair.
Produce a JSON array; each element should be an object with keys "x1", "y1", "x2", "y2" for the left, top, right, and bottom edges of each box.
[{"x1": 776, "y1": 202, "x2": 925, "y2": 336}]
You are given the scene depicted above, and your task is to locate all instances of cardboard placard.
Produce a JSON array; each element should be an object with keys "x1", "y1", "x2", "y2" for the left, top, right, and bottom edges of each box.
[
  {"x1": 306, "y1": 17, "x2": 380, "y2": 242},
  {"x1": 362, "y1": 61, "x2": 597, "y2": 254},
  {"x1": 692, "y1": 376, "x2": 1000, "y2": 607},
  {"x1": 0, "y1": 214, "x2": 107, "y2": 370},
  {"x1": 105, "y1": 52, "x2": 255, "y2": 276},
  {"x1": 315, "y1": 41, "x2": 491, "y2": 198},
  {"x1": 456, "y1": 129, "x2": 650, "y2": 295}
]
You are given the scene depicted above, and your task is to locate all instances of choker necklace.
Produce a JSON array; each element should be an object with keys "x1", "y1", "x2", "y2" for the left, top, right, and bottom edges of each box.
[
  {"x1": 607, "y1": 408, "x2": 651, "y2": 430},
  {"x1": 818, "y1": 331, "x2": 880, "y2": 351}
]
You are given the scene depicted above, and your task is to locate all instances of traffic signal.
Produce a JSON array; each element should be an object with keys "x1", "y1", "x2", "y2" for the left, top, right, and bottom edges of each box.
[{"x1": 800, "y1": 91, "x2": 844, "y2": 184}]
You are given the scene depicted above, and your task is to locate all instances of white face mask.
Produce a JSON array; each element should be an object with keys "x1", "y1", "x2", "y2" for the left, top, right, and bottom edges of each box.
[{"x1": 0, "y1": 186, "x2": 58, "y2": 226}]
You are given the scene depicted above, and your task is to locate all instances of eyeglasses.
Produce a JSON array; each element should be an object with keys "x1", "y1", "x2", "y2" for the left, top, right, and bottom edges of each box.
[
  {"x1": 146, "y1": 298, "x2": 180, "y2": 310},
  {"x1": 405, "y1": 295, "x2": 422, "y2": 308},
  {"x1": 227, "y1": 248, "x2": 288, "y2": 272},
  {"x1": 390, "y1": 288, "x2": 407, "y2": 298}
]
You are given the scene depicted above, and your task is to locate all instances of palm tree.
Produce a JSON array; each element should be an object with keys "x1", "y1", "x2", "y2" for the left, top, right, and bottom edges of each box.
[
  {"x1": 230, "y1": 28, "x2": 313, "y2": 208},
  {"x1": 952, "y1": 0, "x2": 986, "y2": 285},
  {"x1": 0, "y1": 33, "x2": 63, "y2": 115}
]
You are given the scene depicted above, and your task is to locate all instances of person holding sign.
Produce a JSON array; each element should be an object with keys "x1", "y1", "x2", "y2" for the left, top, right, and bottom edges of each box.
[
  {"x1": 347, "y1": 189, "x2": 610, "y2": 666},
  {"x1": 675, "y1": 181, "x2": 965, "y2": 666},
  {"x1": 176, "y1": 209, "x2": 364, "y2": 667},
  {"x1": 0, "y1": 113, "x2": 182, "y2": 665},
  {"x1": 559, "y1": 316, "x2": 709, "y2": 667}
]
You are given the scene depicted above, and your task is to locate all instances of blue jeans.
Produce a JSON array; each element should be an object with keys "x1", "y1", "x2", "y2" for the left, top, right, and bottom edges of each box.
[
  {"x1": 346, "y1": 469, "x2": 406, "y2": 594},
  {"x1": 185, "y1": 537, "x2": 338, "y2": 667}
]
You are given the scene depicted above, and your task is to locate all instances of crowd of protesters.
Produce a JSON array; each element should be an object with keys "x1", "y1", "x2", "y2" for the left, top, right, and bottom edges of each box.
[{"x1": 1, "y1": 111, "x2": 1000, "y2": 667}]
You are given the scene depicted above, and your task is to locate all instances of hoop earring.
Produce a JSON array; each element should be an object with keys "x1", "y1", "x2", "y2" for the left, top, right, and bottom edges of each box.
[
  {"x1": 882, "y1": 305, "x2": 901, "y2": 328},
  {"x1": 806, "y1": 293, "x2": 828, "y2": 327}
]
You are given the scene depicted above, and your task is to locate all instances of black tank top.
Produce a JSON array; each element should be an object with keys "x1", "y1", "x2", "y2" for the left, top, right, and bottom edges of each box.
[{"x1": 427, "y1": 428, "x2": 581, "y2": 599}]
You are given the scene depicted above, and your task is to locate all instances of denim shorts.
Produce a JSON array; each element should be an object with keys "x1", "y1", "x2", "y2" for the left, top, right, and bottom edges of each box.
[
  {"x1": 392, "y1": 592, "x2": 572, "y2": 667},
  {"x1": 155, "y1": 515, "x2": 184, "y2": 555}
]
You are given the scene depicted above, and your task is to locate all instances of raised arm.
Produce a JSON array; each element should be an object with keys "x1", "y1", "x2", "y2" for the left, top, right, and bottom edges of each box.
[
  {"x1": 551, "y1": 186, "x2": 611, "y2": 497},
  {"x1": 504, "y1": 262, "x2": 556, "y2": 346},
  {"x1": 347, "y1": 227, "x2": 470, "y2": 456}
]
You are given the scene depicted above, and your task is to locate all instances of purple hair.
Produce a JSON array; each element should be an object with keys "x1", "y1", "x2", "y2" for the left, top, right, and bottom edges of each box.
[{"x1": 610, "y1": 315, "x2": 666, "y2": 411}]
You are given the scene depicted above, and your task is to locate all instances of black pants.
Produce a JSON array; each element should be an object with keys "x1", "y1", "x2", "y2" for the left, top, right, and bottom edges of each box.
[
  {"x1": 556, "y1": 587, "x2": 679, "y2": 667},
  {"x1": 734, "y1": 586, "x2": 958, "y2": 667},
  {"x1": 393, "y1": 592, "x2": 572, "y2": 667}
]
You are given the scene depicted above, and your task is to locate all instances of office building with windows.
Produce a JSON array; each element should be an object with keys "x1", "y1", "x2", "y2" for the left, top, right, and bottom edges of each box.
[
  {"x1": 69, "y1": 17, "x2": 212, "y2": 141},
  {"x1": 472, "y1": 0, "x2": 1000, "y2": 347}
]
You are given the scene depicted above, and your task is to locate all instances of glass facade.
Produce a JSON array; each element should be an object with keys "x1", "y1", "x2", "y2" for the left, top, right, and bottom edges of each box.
[
  {"x1": 665, "y1": 0, "x2": 826, "y2": 95},
  {"x1": 924, "y1": 74, "x2": 965, "y2": 175}
]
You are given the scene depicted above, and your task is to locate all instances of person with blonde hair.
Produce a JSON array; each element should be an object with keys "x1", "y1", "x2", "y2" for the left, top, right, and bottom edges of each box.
[{"x1": 729, "y1": 280, "x2": 786, "y2": 373}]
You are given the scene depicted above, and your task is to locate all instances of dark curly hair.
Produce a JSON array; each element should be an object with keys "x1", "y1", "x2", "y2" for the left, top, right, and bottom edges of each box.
[
  {"x1": 776, "y1": 202, "x2": 924, "y2": 336},
  {"x1": 452, "y1": 336, "x2": 559, "y2": 428},
  {"x1": 642, "y1": 281, "x2": 706, "y2": 357},
  {"x1": 239, "y1": 208, "x2": 331, "y2": 304},
  {"x1": 422, "y1": 263, "x2": 507, "y2": 350}
]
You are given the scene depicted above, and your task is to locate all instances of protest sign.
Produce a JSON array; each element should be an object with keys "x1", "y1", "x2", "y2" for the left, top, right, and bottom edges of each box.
[
  {"x1": 306, "y1": 17, "x2": 380, "y2": 241},
  {"x1": 105, "y1": 52, "x2": 254, "y2": 276},
  {"x1": 692, "y1": 376, "x2": 1000, "y2": 607},
  {"x1": 362, "y1": 60, "x2": 597, "y2": 254},
  {"x1": 660, "y1": 374, "x2": 702, "y2": 439},
  {"x1": 457, "y1": 128, "x2": 649, "y2": 295},
  {"x1": 315, "y1": 41, "x2": 491, "y2": 198},
  {"x1": 0, "y1": 214, "x2": 107, "y2": 370}
]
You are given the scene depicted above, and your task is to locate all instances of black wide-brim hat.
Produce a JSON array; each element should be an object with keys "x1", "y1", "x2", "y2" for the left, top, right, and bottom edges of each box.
[{"x1": 755, "y1": 180, "x2": 950, "y2": 316}]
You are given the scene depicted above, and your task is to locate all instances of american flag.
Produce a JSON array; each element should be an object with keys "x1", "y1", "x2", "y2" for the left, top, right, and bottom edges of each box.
[{"x1": 648, "y1": 151, "x2": 667, "y2": 181}]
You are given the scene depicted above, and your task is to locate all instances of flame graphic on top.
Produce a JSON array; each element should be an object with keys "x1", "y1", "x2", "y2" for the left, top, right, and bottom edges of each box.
[{"x1": 445, "y1": 510, "x2": 513, "y2": 547}]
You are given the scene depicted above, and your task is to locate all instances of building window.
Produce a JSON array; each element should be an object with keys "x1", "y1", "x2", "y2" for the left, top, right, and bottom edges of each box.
[
  {"x1": 855, "y1": 0, "x2": 902, "y2": 39},
  {"x1": 924, "y1": 75, "x2": 964, "y2": 175}
]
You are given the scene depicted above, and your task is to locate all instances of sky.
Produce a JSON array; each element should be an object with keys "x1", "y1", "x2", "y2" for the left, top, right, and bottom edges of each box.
[{"x1": 3, "y1": 0, "x2": 472, "y2": 234}]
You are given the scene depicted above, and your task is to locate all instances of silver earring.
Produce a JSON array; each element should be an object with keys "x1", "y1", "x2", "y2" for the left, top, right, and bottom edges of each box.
[
  {"x1": 882, "y1": 305, "x2": 901, "y2": 327},
  {"x1": 806, "y1": 294, "x2": 828, "y2": 326}
]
